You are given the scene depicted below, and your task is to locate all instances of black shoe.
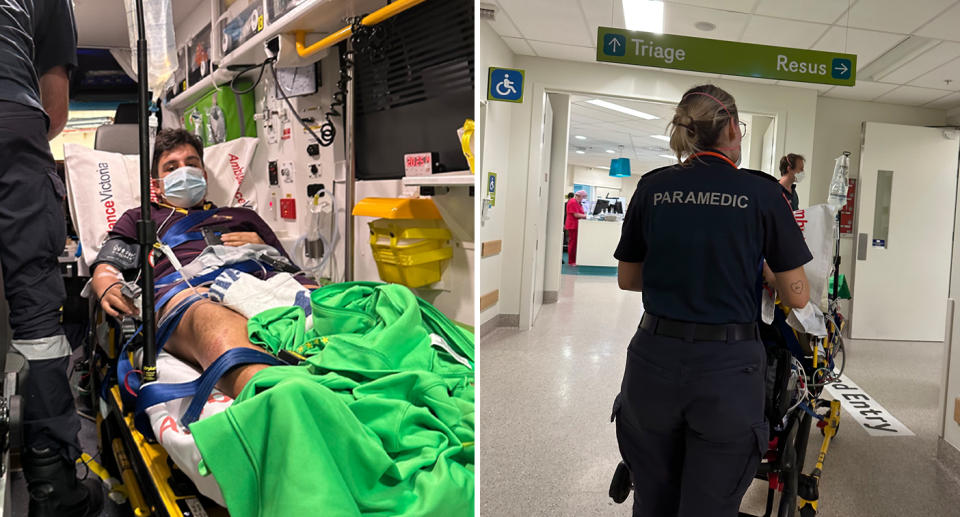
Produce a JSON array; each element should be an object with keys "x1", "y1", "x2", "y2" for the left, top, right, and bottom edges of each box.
[{"x1": 24, "y1": 448, "x2": 104, "y2": 517}]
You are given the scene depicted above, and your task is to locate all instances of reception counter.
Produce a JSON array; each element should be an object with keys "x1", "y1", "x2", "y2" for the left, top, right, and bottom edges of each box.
[{"x1": 575, "y1": 219, "x2": 622, "y2": 267}]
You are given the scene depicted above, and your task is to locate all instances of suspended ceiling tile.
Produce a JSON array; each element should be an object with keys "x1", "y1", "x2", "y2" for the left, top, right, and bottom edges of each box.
[
  {"x1": 844, "y1": 0, "x2": 955, "y2": 34},
  {"x1": 811, "y1": 26, "x2": 906, "y2": 71},
  {"x1": 753, "y1": 0, "x2": 852, "y2": 24},
  {"x1": 908, "y1": 56, "x2": 960, "y2": 90},
  {"x1": 914, "y1": 2, "x2": 960, "y2": 42},
  {"x1": 662, "y1": 0, "x2": 758, "y2": 13},
  {"x1": 485, "y1": 3, "x2": 524, "y2": 39},
  {"x1": 500, "y1": 36, "x2": 537, "y2": 56},
  {"x1": 578, "y1": 0, "x2": 617, "y2": 34},
  {"x1": 663, "y1": 3, "x2": 752, "y2": 41},
  {"x1": 498, "y1": 0, "x2": 594, "y2": 46},
  {"x1": 740, "y1": 15, "x2": 829, "y2": 49},
  {"x1": 527, "y1": 40, "x2": 598, "y2": 62},
  {"x1": 922, "y1": 91, "x2": 960, "y2": 109},
  {"x1": 875, "y1": 85, "x2": 955, "y2": 106},
  {"x1": 875, "y1": 41, "x2": 960, "y2": 84},
  {"x1": 822, "y1": 81, "x2": 898, "y2": 101}
]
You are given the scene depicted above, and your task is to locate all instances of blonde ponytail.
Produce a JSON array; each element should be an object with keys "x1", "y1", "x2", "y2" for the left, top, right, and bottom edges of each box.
[{"x1": 667, "y1": 85, "x2": 738, "y2": 164}]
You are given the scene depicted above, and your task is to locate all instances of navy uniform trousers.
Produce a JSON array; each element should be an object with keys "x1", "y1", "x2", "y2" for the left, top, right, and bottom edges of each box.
[
  {"x1": 615, "y1": 324, "x2": 768, "y2": 517},
  {"x1": 0, "y1": 101, "x2": 81, "y2": 458}
]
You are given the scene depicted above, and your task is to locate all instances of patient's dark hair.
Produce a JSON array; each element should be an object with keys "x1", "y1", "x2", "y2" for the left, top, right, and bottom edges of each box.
[
  {"x1": 779, "y1": 153, "x2": 804, "y2": 176},
  {"x1": 151, "y1": 129, "x2": 204, "y2": 178}
]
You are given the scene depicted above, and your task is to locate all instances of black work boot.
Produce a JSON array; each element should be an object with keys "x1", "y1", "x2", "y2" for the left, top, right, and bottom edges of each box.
[{"x1": 23, "y1": 447, "x2": 103, "y2": 517}]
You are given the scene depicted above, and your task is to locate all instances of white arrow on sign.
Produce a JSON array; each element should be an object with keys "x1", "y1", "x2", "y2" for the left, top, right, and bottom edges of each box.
[
  {"x1": 608, "y1": 38, "x2": 622, "y2": 53},
  {"x1": 834, "y1": 62, "x2": 849, "y2": 75}
]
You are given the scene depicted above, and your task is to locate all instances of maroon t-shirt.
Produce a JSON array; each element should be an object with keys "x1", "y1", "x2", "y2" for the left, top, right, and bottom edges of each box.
[{"x1": 109, "y1": 203, "x2": 308, "y2": 300}]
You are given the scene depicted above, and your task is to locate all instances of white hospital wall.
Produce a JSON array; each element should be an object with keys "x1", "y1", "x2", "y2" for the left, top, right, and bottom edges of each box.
[
  {"x1": 478, "y1": 20, "x2": 519, "y2": 332},
  {"x1": 543, "y1": 93, "x2": 571, "y2": 299},
  {"x1": 496, "y1": 50, "x2": 817, "y2": 330},
  {"x1": 810, "y1": 97, "x2": 946, "y2": 302}
]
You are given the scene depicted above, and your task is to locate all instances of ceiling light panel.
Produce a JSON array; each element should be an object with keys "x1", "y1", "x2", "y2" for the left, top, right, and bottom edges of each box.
[
  {"x1": 877, "y1": 41, "x2": 960, "y2": 84},
  {"x1": 623, "y1": 0, "x2": 664, "y2": 33},
  {"x1": 586, "y1": 99, "x2": 660, "y2": 119}
]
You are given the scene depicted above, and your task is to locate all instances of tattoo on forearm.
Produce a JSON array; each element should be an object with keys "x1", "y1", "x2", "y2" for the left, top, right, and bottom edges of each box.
[{"x1": 790, "y1": 280, "x2": 804, "y2": 294}]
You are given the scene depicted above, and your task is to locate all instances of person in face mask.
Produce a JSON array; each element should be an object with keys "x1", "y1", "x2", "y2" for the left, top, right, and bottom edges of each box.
[
  {"x1": 87, "y1": 129, "x2": 315, "y2": 400},
  {"x1": 611, "y1": 84, "x2": 812, "y2": 516},
  {"x1": 778, "y1": 153, "x2": 805, "y2": 211}
]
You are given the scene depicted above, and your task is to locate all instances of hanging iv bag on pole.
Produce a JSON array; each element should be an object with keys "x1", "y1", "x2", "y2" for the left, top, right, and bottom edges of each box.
[
  {"x1": 827, "y1": 151, "x2": 851, "y2": 211},
  {"x1": 124, "y1": 0, "x2": 177, "y2": 100}
]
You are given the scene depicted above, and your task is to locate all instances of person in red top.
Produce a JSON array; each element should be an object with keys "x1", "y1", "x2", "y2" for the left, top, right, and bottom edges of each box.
[{"x1": 565, "y1": 190, "x2": 587, "y2": 266}]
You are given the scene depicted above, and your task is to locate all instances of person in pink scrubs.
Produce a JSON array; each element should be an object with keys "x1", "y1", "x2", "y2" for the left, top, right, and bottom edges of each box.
[{"x1": 565, "y1": 190, "x2": 587, "y2": 266}]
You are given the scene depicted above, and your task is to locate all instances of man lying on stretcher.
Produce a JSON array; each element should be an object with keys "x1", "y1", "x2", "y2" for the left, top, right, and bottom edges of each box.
[{"x1": 89, "y1": 129, "x2": 316, "y2": 398}]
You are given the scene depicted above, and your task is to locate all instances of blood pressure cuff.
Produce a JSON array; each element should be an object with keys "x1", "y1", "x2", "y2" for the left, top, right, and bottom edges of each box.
[{"x1": 92, "y1": 238, "x2": 140, "y2": 272}]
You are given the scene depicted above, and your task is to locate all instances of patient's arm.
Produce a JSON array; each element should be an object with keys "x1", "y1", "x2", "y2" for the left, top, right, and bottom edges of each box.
[{"x1": 91, "y1": 263, "x2": 138, "y2": 318}]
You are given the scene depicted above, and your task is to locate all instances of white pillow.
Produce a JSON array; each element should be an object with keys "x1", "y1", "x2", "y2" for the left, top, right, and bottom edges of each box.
[{"x1": 63, "y1": 137, "x2": 259, "y2": 271}]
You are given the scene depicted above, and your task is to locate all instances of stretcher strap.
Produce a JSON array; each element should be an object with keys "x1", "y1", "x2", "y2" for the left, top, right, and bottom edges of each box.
[
  {"x1": 117, "y1": 294, "x2": 206, "y2": 410},
  {"x1": 135, "y1": 348, "x2": 284, "y2": 439},
  {"x1": 159, "y1": 209, "x2": 218, "y2": 250}
]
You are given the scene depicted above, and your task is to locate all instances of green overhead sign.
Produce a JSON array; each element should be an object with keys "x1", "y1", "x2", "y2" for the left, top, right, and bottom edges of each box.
[{"x1": 596, "y1": 27, "x2": 856, "y2": 87}]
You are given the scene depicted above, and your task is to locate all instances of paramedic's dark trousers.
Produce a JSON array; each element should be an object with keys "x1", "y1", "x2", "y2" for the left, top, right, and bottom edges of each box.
[
  {"x1": 614, "y1": 324, "x2": 767, "y2": 517},
  {"x1": 0, "y1": 101, "x2": 81, "y2": 459}
]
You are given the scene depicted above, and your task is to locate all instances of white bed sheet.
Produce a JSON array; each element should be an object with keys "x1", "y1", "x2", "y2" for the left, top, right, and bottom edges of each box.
[{"x1": 144, "y1": 351, "x2": 234, "y2": 506}]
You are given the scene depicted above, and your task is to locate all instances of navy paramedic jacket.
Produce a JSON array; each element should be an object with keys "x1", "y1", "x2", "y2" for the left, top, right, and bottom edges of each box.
[{"x1": 614, "y1": 152, "x2": 812, "y2": 325}]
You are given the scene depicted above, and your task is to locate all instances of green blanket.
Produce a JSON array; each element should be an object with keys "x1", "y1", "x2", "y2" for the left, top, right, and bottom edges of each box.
[{"x1": 190, "y1": 282, "x2": 475, "y2": 516}]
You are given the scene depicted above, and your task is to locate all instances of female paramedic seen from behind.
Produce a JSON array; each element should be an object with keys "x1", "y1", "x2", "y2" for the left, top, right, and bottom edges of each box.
[{"x1": 612, "y1": 84, "x2": 812, "y2": 517}]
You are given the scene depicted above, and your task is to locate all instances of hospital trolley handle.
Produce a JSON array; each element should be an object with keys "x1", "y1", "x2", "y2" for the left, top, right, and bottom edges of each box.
[{"x1": 134, "y1": 0, "x2": 158, "y2": 383}]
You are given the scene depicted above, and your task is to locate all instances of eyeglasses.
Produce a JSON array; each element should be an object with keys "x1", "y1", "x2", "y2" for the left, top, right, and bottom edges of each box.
[{"x1": 738, "y1": 120, "x2": 747, "y2": 135}]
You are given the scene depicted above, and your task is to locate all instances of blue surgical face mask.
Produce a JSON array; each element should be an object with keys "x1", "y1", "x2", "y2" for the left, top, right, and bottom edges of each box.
[{"x1": 162, "y1": 166, "x2": 207, "y2": 208}]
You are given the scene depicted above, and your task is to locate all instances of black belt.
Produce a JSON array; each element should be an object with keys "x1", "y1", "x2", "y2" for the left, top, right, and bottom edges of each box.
[{"x1": 640, "y1": 313, "x2": 759, "y2": 343}]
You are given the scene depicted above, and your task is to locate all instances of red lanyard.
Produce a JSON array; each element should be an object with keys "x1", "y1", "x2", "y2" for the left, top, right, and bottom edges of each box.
[{"x1": 686, "y1": 151, "x2": 738, "y2": 170}]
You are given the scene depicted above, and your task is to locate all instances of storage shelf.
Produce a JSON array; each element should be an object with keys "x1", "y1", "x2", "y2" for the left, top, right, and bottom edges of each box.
[
  {"x1": 402, "y1": 172, "x2": 474, "y2": 187},
  {"x1": 165, "y1": 0, "x2": 385, "y2": 111},
  {"x1": 165, "y1": 74, "x2": 216, "y2": 111},
  {"x1": 221, "y1": 0, "x2": 384, "y2": 68}
]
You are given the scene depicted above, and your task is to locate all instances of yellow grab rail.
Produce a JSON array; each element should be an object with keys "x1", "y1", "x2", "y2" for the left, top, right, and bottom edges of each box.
[{"x1": 295, "y1": 0, "x2": 427, "y2": 58}]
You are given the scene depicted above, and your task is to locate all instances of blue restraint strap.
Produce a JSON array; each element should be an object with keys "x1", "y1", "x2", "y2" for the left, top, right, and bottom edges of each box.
[
  {"x1": 159, "y1": 209, "x2": 218, "y2": 250},
  {"x1": 117, "y1": 294, "x2": 205, "y2": 409},
  {"x1": 136, "y1": 348, "x2": 284, "y2": 437}
]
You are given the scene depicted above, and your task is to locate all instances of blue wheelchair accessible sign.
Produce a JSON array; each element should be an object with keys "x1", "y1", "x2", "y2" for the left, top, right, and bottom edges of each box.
[{"x1": 488, "y1": 67, "x2": 525, "y2": 103}]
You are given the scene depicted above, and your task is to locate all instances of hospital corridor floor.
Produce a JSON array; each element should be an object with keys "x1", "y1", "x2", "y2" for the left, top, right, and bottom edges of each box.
[{"x1": 478, "y1": 274, "x2": 960, "y2": 516}]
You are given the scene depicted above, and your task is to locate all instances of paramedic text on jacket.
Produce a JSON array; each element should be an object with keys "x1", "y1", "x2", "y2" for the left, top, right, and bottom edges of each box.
[{"x1": 610, "y1": 84, "x2": 812, "y2": 517}]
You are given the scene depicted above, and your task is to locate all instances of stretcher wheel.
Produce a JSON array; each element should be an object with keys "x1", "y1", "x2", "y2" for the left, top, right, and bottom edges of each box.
[
  {"x1": 798, "y1": 505, "x2": 817, "y2": 517},
  {"x1": 609, "y1": 461, "x2": 632, "y2": 504}
]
